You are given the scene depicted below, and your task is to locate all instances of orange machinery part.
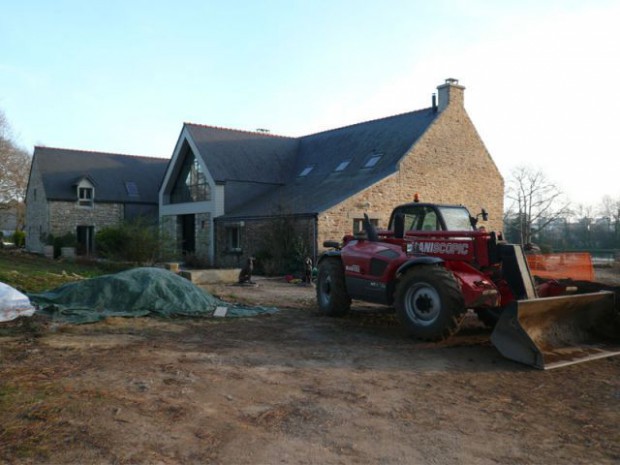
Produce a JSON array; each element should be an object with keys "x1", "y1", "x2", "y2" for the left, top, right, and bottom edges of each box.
[{"x1": 526, "y1": 253, "x2": 595, "y2": 282}]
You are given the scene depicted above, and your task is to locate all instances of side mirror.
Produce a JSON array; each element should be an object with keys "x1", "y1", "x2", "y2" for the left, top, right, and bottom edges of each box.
[{"x1": 470, "y1": 209, "x2": 489, "y2": 228}]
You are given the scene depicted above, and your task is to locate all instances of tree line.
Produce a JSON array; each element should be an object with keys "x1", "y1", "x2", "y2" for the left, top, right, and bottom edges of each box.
[{"x1": 503, "y1": 166, "x2": 620, "y2": 252}]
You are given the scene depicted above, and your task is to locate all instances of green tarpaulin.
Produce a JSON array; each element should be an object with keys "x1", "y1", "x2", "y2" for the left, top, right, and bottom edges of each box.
[{"x1": 29, "y1": 267, "x2": 276, "y2": 324}]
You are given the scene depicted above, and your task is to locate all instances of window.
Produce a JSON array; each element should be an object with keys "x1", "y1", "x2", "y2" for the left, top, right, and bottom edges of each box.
[
  {"x1": 78, "y1": 187, "x2": 94, "y2": 207},
  {"x1": 390, "y1": 206, "x2": 438, "y2": 231},
  {"x1": 125, "y1": 181, "x2": 139, "y2": 197},
  {"x1": 171, "y1": 151, "x2": 211, "y2": 203},
  {"x1": 388, "y1": 205, "x2": 474, "y2": 232},
  {"x1": 364, "y1": 154, "x2": 382, "y2": 168},
  {"x1": 226, "y1": 226, "x2": 242, "y2": 252},
  {"x1": 353, "y1": 217, "x2": 379, "y2": 234},
  {"x1": 438, "y1": 206, "x2": 474, "y2": 230},
  {"x1": 298, "y1": 166, "x2": 314, "y2": 177},
  {"x1": 335, "y1": 160, "x2": 351, "y2": 172},
  {"x1": 420, "y1": 210, "x2": 439, "y2": 231}
]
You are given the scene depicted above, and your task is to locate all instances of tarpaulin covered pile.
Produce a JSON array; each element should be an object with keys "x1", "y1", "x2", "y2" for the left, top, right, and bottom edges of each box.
[{"x1": 29, "y1": 267, "x2": 276, "y2": 324}]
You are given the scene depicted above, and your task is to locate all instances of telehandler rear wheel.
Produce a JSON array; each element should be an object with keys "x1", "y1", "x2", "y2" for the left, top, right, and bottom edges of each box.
[
  {"x1": 395, "y1": 265, "x2": 465, "y2": 340},
  {"x1": 316, "y1": 258, "x2": 351, "y2": 316}
]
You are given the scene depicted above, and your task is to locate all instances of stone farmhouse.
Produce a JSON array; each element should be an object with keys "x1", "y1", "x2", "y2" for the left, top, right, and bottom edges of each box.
[
  {"x1": 159, "y1": 78, "x2": 504, "y2": 269},
  {"x1": 25, "y1": 147, "x2": 168, "y2": 254}
]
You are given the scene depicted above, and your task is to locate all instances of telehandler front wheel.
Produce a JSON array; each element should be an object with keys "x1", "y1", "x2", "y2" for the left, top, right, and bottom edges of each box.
[
  {"x1": 316, "y1": 258, "x2": 351, "y2": 316},
  {"x1": 395, "y1": 265, "x2": 466, "y2": 340}
]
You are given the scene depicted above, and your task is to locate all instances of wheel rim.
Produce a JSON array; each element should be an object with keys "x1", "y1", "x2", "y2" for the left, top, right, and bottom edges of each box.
[
  {"x1": 319, "y1": 274, "x2": 332, "y2": 307},
  {"x1": 403, "y1": 283, "x2": 442, "y2": 326}
]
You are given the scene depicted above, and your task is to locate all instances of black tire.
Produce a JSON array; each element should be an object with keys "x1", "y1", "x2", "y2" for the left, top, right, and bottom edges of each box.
[
  {"x1": 316, "y1": 258, "x2": 351, "y2": 316},
  {"x1": 395, "y1": 265, "x2": 465, "y2": 340}
]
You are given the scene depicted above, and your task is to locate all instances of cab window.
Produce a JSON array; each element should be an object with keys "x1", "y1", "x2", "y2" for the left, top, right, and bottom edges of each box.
[{"x1": 392, "y1": 206, "x2": 440, "y2": 231}]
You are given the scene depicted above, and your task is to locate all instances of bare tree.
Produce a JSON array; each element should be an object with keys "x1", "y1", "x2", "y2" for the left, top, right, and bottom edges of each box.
[
  {"x1": 0, "y1": 110, "x2": 31, "y2": 204},
  {"x1": 599, "y1": 195, "x2": 620, "y2": 246},
  {"x1": 504, "y1": 166, "x2": 571, "y2": 245}
]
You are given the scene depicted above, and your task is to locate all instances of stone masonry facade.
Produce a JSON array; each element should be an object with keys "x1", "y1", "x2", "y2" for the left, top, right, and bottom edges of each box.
[
  {"x1": 24, "y1": 161, "x2": 48, "y2": 252},
  {"x1": 317, "y1": 88, "x2": 504, "y2": 250},
  {"x1": 215, "y1": 216, "x2": 315, "y2": 271},
  {"x1": 26, "y1": 159, "x2": 126, "y2": 253},
  {"x1": 211, "y1": 84, "x2": 503, "y2": 269},
  {"x1": 48, "y1": 201, "x2": 123, "y2": 236}
]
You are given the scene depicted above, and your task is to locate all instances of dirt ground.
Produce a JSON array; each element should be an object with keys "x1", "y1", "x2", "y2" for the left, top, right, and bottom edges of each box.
[{"x1": 1, "y1": 269, "x2": 620, "y2": 464}]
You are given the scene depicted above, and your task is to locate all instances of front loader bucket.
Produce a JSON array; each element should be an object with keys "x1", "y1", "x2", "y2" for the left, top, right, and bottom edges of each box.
[{"x1": 491, "y1": 291, "x2": 620, "y2": 369}]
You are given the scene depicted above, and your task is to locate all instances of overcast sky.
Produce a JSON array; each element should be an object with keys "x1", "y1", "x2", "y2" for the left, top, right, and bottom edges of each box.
[{"x1": 1, "y1": 0, "x2": 618, "y2": 208}]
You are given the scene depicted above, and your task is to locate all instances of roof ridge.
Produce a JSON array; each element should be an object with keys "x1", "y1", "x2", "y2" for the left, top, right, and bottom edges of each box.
[
  {"x1": 301, "y1": 107, "x2": 434, "y2": 138},
  {"x1": 34, "y1": 145, "x2": 168, "y2": 160},
  {"x1": 184, "y1": 122, "x2": 295, "y2": 140},
  {"x1": 185, "y1": 107, "x2": 434, "y2": 142}
]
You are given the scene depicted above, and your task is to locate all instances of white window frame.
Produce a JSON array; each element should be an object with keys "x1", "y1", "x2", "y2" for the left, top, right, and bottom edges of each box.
[{"x1": 77, "y1": 185, "x2": 94, "y2": 208}]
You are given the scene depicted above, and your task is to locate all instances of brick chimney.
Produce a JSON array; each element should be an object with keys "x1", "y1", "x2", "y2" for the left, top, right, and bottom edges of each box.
[{"x1": 437, "y1": 78, "x2": 465, "y2": 112}]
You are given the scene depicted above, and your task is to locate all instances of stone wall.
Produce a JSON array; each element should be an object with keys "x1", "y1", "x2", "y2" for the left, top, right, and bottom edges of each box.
[
  {"x1": 159, "y1": 215, "x2": 181, "y2": 260},
  {"x1": 195, "y1": 212, "x2": 212, "y2": 264},
  {"x1": 214, "y1": 216, "x2": 316, "y2": 272},
  {"x1": 24, "y1": 161, "x2": 49, "y2": 252},
  {"x1": 317, "y1": 101, "x2": 504, "y2": 249},
  {"x1": 48, "y1": 201, "x2": 124, "y2": 237}
]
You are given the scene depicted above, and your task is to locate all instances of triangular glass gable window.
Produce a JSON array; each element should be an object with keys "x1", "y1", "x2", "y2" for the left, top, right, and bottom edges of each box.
[{"x1": 171, "y1": 150, "x2": 211, "y2": 203}]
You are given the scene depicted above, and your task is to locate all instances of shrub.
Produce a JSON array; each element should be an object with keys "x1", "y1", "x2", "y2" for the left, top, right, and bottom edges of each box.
[
  {"x1": 96, "y1": 227, "x2": 130, "y2": 259},
  {"x1": 255, "y1": 216, "x2": 311, "y2": 276},
  {"x1": 52, "y1": 232, "x2": 77, "y2": 258},
  {"x1": 12, "y1": 230, "x2": 26, "y2": 248},
  {"x1": 95, "y1": 218, "x2": 161, "y2": 264}
]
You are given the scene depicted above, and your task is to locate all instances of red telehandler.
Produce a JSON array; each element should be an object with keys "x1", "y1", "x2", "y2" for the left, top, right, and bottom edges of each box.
[{"x1": 316, "y1": 200, "x2": 620, "y2": 369}]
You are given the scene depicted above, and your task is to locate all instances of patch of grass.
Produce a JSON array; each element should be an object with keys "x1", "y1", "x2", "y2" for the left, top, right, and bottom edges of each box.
[{"x1": 0, "y1": 250, "x2": 128, "y2": 293}]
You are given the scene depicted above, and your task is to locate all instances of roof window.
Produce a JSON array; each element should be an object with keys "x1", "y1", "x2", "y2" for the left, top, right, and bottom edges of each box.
[
  {"x1": 364, "y1": 154, "x2": 383, "y2": 168},
  {"x1": 335, "y1": 160, "x2": 351, "y2": 172},
  {"x1": 125, "y1": 181, "x2": 139, "y2": 197},
  {"x1": 298, "y1": 166, "x2": 314, "y2": 177}
]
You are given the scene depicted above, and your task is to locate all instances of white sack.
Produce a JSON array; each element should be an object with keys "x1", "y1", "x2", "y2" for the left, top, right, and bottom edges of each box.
[{"x1": 0, "y1": 282, "x2": 36, "y2": 322}]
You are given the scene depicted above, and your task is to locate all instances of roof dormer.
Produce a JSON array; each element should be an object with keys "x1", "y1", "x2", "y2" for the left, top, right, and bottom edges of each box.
[{"x1": 74, "y1": 176, "x2": 95, "y2": 208}]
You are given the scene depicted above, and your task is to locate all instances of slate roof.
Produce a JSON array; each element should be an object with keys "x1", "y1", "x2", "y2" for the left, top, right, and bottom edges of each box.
[
  {"x1": 33, "y1": 147, "x2": 169, "y2": 204},
  {"x1": 185, "y1": 124, "x2": 298, "y2": 184},
  {"x1": 186, "y1": 107, "x2": 438, "y2": 219}
]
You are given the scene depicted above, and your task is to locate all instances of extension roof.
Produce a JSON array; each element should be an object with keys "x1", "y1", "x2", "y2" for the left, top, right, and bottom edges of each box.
[
  {"x1": 33, "y1": 147, "x2": 169, "y2": 204},
  {"x1": 184, "y1": 124, "x2": 298, "y2": 185},
  {"x1": 184, "y1": 107, "x2": 438, "y2": 218}
]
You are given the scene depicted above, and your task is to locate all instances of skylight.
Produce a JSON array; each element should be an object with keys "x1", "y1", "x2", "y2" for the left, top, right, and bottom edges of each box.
[
  {"x1": 335, "y1": 160, "x2": 351, "y2": 172},
  {"x1": 298, "y1": 166, "x2": 314, "y2": 177},
  {"x1": 364, "y1": 154, "x2": 382, "y2": 168},
  {"x1": 125, "y1": 181, "x2": 139, "y2": 197}
]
